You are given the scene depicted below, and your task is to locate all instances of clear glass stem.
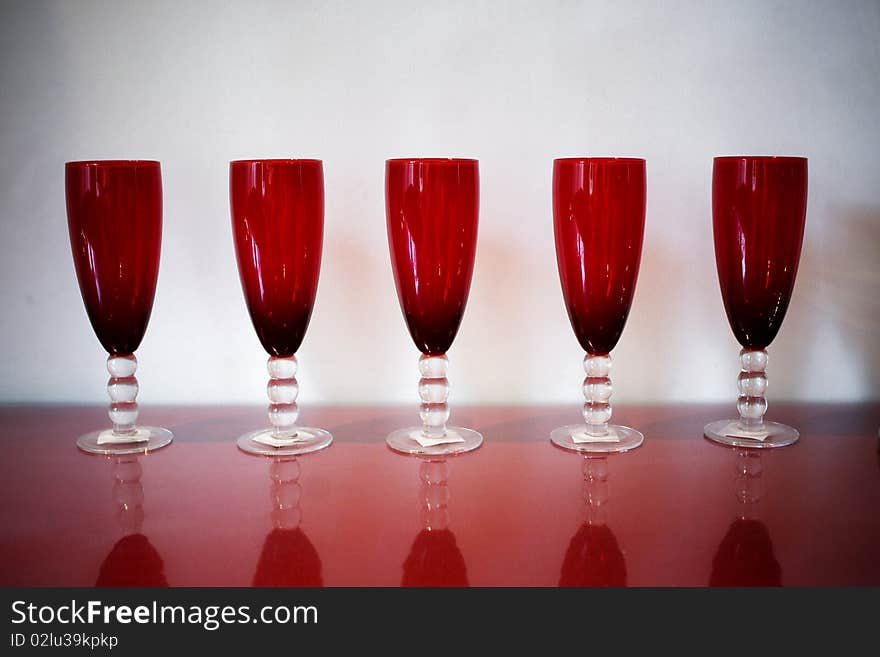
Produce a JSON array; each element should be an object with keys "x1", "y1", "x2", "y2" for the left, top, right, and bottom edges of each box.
[
  {"x1": 267, "y1": 355, "x2": 300, "y2": 439},
  {"x1": 737, "y1": 348, "x2": 768, "y2": 432},
  {"x1": 418, "y1": 354, "x2": 450, "y2": 439},
  {"x1": 582, "y1": 353, "x2": 613, "y2": 436},
  {"x1": 420, "y1": 459, "x2": 449, "y2": 531},
  {"x1": 270, "y1": 457, "x2": 301, "y2": 530},
  {"x1": 107, "y1": 354, "x2": 139, "y2": 435}
]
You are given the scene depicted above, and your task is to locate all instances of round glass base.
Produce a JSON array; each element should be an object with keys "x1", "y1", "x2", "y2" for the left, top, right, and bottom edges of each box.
[
  {"x1": 386, "y1": 426, "x2": 483, "y2": 457},
  {"x1": 704, "y1": 419, "x2": 799, "y2": 449},
  {"x1": 550, "y1": 424, "x2": 644, "y2": 454},
  {"x1": 76, "y1": 427, "x2": 173, "y2": 456},
  {"x1": 237, "y1": 427, "x2": 333, "y2": 457}
]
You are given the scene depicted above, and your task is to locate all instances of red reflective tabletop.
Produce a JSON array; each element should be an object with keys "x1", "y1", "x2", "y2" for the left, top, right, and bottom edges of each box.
[{"x1": 1, "y1": 404, "x2": 878, "y2": 587}]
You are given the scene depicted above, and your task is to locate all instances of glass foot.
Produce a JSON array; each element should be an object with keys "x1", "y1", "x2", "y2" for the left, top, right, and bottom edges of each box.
[
  {"x1": 704, "y1": 419, "x2": 799, "y2": 449},
  {"x1": 550, "y1": 424, "x2": 644, "y2": 454},
  {"x1": 237, "y1": 428, "x2": 333, "y2": 457},
  {"x1": 76, "y1": 427, "x2": 173, "y2": 456},
  {"x1": 386, "y1": 426, "x2": 482, "y2": 457}
]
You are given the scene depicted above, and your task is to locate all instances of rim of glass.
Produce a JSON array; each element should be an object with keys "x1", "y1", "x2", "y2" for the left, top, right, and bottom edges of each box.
[
  {"x1": 714, "y1": 155, "x2": 807, "y2": 162},
  {"x1": 386, "y1": 157, "x2": 478, "y2": 164},
  {"x1": 65, "y1": 160, "x2": 159, "y2": 167},
  {"x1": 554, "y1": 157, "x2": 645, "y2": 164},
  {"x1": 230, "y1": 158, "x2": 322, "y2": 165}
]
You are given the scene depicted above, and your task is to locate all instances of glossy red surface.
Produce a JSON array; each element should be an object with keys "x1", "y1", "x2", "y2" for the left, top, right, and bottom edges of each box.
[
  {"x1": 1, "y1": 403, "x2": 878, "y2": 587},
  {"x1": 65, "y1": 161, "x2": 163, "y2": 355},
  {"x1": 712, "y1": 156, "x2": 808, "y2": 349},
  {"x1": 230, "y1": 159, "x2": 324, "y2": 357},
  {"x1": 386, "y1": 158, "x2": 479, "y2": 354},
  {"x1": 553, "y1": 158, "x2": 646, "y2": 355}
]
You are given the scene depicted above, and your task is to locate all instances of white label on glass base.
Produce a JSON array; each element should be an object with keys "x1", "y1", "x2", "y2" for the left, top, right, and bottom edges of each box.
[
  {"x1": 720, "y1": 422, "x2": 770, "y2": 441},
  {"x1": 410, "y1": 429, "x2": 466, "y2": 448},
  {"x1": 571, "y1": 428, "x2": 621, "y2": 444},
  {"x1": 253, "y1": 430, "x2": 314, "y2": 448},
  {"x1": 96, "y1": 428, "x2": 151, "y2": 445}
]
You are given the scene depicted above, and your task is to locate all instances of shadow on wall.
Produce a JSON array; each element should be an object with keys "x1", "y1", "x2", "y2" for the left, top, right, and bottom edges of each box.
[
  {"x1": 828, "y1": 207, "x2": 880, "y2": 394},
  {"x1": 2, "y1": 1, "x2": 92, "y2": 383},
  {"x1": 464, "y1": 237, "x2": 560, "y2": 402},
  {"x1": 307, "y1": 234, "x2": 410, "y2": 400},
  {"x1": 789, "y1": 205, "x2": 880, "y2": 400},
  {"x1": 619, "y1": 232, "x2": 723, "y2": 402}
]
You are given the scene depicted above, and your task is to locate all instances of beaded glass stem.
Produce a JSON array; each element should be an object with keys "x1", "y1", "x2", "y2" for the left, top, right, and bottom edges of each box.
[
  {"x1": 75, "y1": 354, "x2": 173, "y2": 455},
  {"x1": 237, "y1": 355, "x2": 332, "y2": 457},
  {"x1": 704, "y1": 348, "x2": 799, "y2": 449},
  {"x1": 386, "y1": 354, "x2": 483, "y2": 456},
  {"x1": 737, "y1": 349, "x2": 769, "y2": 431},
  {"x1": 550, "y1": 353, "x2": 644, "y2": 454},
  {"x1": 418, "y1": 354, "x2": 450, "y2": 439},
  {"x1": 582, "y1": 354, "x2": 614, "y2": 437},
  {"x1": 266, "y1": 355, "x2": 301, "y2": 439},
  {"x1": 107, "y1": 354, "x2": 139, "y2": 435}
]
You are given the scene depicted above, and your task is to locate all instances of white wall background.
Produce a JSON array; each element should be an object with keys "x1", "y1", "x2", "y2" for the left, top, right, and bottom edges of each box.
[{"x1": 1, "y1": 0, "x2": 878, "y2": 408}]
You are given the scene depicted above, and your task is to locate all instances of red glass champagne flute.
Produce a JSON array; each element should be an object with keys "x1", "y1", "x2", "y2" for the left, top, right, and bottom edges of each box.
[
  {"x1": 385, "y1": 158, "x2": 482, "y2": 455},
  {"x1": 704, "y1": 156, "x2": 807, "y2": 448},
  {"x1": 550, "y1": 157, "x2": 647, "y2": 453},
  {"x1": 230, "y1": 159, "x2": 332, "y2": 456},
  {"x1": 65, "y1": 160, "x2": 172, "y2": 454}
]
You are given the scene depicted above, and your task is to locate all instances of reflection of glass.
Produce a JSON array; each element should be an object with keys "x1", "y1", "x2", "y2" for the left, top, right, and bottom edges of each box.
[
  {"x1": 559, "y1": 457, "x2": 627, "y2": 586},
  {"x1": 402, "y1": 459, "x2": 468, "y2": 586},
  {"x1": 66, "y1": 160, "x2": 173, "y2": 455},
  {"x1": 231, "y1": 159, "x2": 332, "y2": 456},
  {"x1": 550, "y1": 158, "x2": 646, "y2": 454},
  {"x1": 709, "y1": 449, "x2": 781, "y2": 586},
  {"x1": 252, "y1": 458, "x2": 323, "y2": 587},
  {"x1": 704, "y1": 156, "x2": 807, "y2": 449},
  {"x1": 385, "y1": 158, "x2": 482, "y2": 456},
  {"x1": 95, "y1": 455, "x2": 168, "y2": 586}
]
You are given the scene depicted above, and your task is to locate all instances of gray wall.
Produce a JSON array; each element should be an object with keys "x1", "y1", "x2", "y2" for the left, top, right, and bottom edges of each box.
[{"x1": 1, "y1": 0, "x2": 878, "y2": 405}]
